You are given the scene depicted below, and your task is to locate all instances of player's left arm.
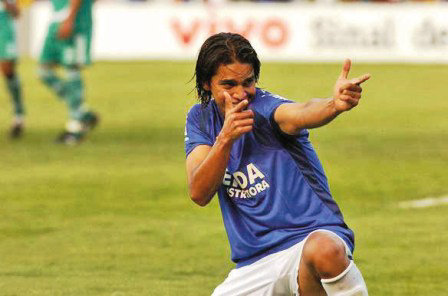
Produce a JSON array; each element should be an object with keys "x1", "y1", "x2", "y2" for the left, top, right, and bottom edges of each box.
[
  {"x1": 274, "y1": 59, "x2": 370, "y2": 135},
  {"x1": 58, "y1": 0, "x2": 83, "y2": 39},
  {"x1": 3, "y1": 0, "x2": 20, "y2": 18}
]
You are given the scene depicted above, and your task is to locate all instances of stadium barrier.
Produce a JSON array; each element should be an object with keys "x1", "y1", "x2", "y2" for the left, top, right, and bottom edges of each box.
[{"x1": 28, "y1": 2, "x2": 448, "y2": 63}]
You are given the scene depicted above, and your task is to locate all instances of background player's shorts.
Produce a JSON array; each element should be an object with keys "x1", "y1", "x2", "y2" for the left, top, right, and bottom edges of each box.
[
  {"x1": 212, "y1": 230, "x2": 351, "y2": 296},
  {"x1": 39, "y1": 22, "x2": 92, "y2": 67},
  {"x1": 0, "y1": 13, "x2": 18, "y2": 61}
]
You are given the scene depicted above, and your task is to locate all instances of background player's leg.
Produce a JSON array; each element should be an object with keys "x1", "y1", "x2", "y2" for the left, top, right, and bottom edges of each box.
[
  {"x1": 38, "y1": 64, "x2": 66, "y2": 98},
  {"x1": 1, "y1": 60, "x2": 24, "y2": 138},
  {"x1": 55, "y1": 66, "x2": 98, "y2": 144},
  {"x1": 39, "y1": 63, "x2": 97, "y2": 144},
  {"x1": 298, "y1": 231, "x2": 366, "y2": 295},
  {"x1": 64, "y1": 66, "x2": 85, "y2": 121}
]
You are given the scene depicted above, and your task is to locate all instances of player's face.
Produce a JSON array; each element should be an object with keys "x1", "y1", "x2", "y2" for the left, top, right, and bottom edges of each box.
[{"x1": 205, "y1": 62, "x2": 256, "y2": 114}]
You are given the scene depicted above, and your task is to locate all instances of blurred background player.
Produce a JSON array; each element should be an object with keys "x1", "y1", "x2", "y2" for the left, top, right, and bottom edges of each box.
[
  {"x1": 0, "y1": 0, "x2": 25, "y2": 138},
  {"x1": 38, "y1": 0, "x2": 98, "y2": 145}
]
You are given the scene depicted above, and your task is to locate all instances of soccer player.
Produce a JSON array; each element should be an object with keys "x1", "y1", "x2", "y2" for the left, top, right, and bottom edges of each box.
[
  {"x1": 185, "y1": 33, "x2": 370, "y2": 295},
  {"x1": 38, "y1": 0, "x2": 98, "y2": 144},
  {"x1": 0, "y1": 0, "x2": 25, "y2": 138}
]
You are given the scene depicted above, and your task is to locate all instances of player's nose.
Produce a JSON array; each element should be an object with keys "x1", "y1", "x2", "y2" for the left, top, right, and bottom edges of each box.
[{"x1": 233, "y1": 86, "x2": 247, "y2": 101}]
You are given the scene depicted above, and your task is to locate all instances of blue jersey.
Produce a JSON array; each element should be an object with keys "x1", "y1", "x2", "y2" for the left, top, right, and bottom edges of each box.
[{"x1": 185, "y1": 88, "x2": 354, "y2": 268}]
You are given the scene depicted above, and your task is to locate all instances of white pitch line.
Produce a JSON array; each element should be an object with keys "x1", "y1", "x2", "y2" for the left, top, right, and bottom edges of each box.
[{"x1": 399, "y1": 196, "x2": 448, "y2": 209}]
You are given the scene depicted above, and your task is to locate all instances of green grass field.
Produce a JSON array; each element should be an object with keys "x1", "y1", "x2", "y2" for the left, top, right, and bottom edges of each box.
[{"x1": 0, "y1": 59, "x2": 447, "y2": 295}]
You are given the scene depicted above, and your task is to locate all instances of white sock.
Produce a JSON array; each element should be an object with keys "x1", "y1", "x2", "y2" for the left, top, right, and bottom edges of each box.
[
  {"x1": 66, "y1": 120, "x2": 83, "y2": 133},
  {"x1": 12, "y1": 115, "x2": 24, "y2": 125},
  {"x1": 321, "y1": 261, "x2": 368, "y2": 296}
]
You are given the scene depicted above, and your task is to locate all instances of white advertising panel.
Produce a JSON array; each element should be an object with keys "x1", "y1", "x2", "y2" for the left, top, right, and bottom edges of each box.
[{"x1": 29, "y1": 2, "x2": 448, "y2": 62}]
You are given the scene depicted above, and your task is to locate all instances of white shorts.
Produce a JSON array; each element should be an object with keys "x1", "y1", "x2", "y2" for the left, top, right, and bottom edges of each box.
[{"x1": 212, "y1": 230, "x2": 351, "y2": 296}]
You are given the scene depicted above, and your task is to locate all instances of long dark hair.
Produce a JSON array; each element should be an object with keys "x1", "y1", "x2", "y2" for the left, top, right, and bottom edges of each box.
[{"x1": 195, "y1": 32, "x2": 261, "y2": 107}]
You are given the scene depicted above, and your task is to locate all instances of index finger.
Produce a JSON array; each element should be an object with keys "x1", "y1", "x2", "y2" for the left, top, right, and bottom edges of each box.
[
  {"x1": 223, "y1": 92, "x2": 249, "y2": 115},
  {"x1": 223, "y1": 91, "x2": 233, "y2": 113},
  {"x1": 351, "y1": 73, "x2": 371, "y2": 85},
  {"x1": 232, "y1": 99, "x2": 249, "y2": 113}
]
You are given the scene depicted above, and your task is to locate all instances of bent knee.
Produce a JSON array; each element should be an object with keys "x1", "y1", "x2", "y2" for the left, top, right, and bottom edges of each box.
[{"x1": 302, "y1": 231, "x2": 349, "y2": 278}]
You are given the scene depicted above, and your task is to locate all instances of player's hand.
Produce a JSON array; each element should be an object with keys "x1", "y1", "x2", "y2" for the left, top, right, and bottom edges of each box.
[
  {"x1": 219, "y1": 91, "x2": 254, "y2": 143},
  {"x1": 333, "y1": 59, "x2": 370, "y2": 112},
  {"x1": 58, "y1": 18, "x2": 75, "y2": 39},
  {"x1": 5, "y1": 2, "x2": 20, "y2": 18}
]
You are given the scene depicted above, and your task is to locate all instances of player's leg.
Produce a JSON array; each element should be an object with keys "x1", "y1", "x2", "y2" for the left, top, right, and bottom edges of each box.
[
  {"x1": 38, "y1": 63, "x2": 66, "y2": 98},
  {"x1": 38, "y1": 50, "x2": 86, "y2": 114},
  {"x1": 55, "y1": 31, "x2": 98, "y2": 144},
  {"x1": 0, "y1": 14, "x2": 24, "y2": 138},
  {"x1": 52, "y1": 64, "x2": 98, "y2": 144},
  {"x1": 38, "y1": 27, "x2": 98, "y2": 144},
  {"x1": 298, "y1": 231, "x2": 368, "y2": 295},
  {"x1": 320, "y1": 259, "x2": 368, "y2": 296},
  {"x1": 1, "y1": 60, "x2": 24, "y2": 138},
  {"x1": 38, "y1": 23, "x2": 66, "y2": 98},
  {"x1": 212, "y1": 242, "x2": 304, "y2": 296},
  {"x1": 214, "y1": 240, "x2": 329, "y2": 296},
  {"x1": 38, "y1": 34, "x2": 88, "y2": 107},
  {"x1": 63, "y1": 65, "x2": 85, "y2": 121}
]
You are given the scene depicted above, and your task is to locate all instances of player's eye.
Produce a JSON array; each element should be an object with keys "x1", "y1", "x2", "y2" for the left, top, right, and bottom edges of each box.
[
  {"x1": 221, "y1": 81, "x2": 236, "y2": 88},
  {"x1": 243, "y1": 78, "x2": 255, "y2": 87}
]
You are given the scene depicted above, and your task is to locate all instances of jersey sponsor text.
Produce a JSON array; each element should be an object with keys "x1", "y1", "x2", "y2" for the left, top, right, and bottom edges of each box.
[{"x1": 223, "y1": 163, "x2": 270, "y2": 199}]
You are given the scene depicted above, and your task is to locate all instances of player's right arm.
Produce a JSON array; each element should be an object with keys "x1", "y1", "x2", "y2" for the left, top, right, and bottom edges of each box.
[
  {"x1": 186, "y1": 92, "x2": 254, "y2": 206},
  {"x1": 274, "y1": 59, "x2": 370, "y2": 135},
  {"x1": 58, "y1": 0, "x2": 82, "y2": 39}
]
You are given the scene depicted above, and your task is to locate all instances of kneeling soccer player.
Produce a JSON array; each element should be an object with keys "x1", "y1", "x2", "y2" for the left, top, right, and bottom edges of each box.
[{"x1": 185, "y1": 32, "x2": 370, "y2": 295}]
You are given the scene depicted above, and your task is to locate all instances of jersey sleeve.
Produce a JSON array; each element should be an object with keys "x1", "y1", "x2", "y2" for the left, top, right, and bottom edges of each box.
[
  {"x1": 254, "y1": 89, "x2": 309, "y2": 138},
  {"x1": 184, "y1": 104, "x2": 214, "y2": 157},
  {"x1": 254, "y1": 90, "x2": 293, "y2": 120}
]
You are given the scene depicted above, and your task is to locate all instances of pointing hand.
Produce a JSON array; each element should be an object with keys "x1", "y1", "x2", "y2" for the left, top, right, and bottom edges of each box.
[
  {"x1": 333, "y1": 59, "x2": 371, "y2": 112},
  {"x1": 220, "y1": 91, "x2": 254, "y2": 142}
]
